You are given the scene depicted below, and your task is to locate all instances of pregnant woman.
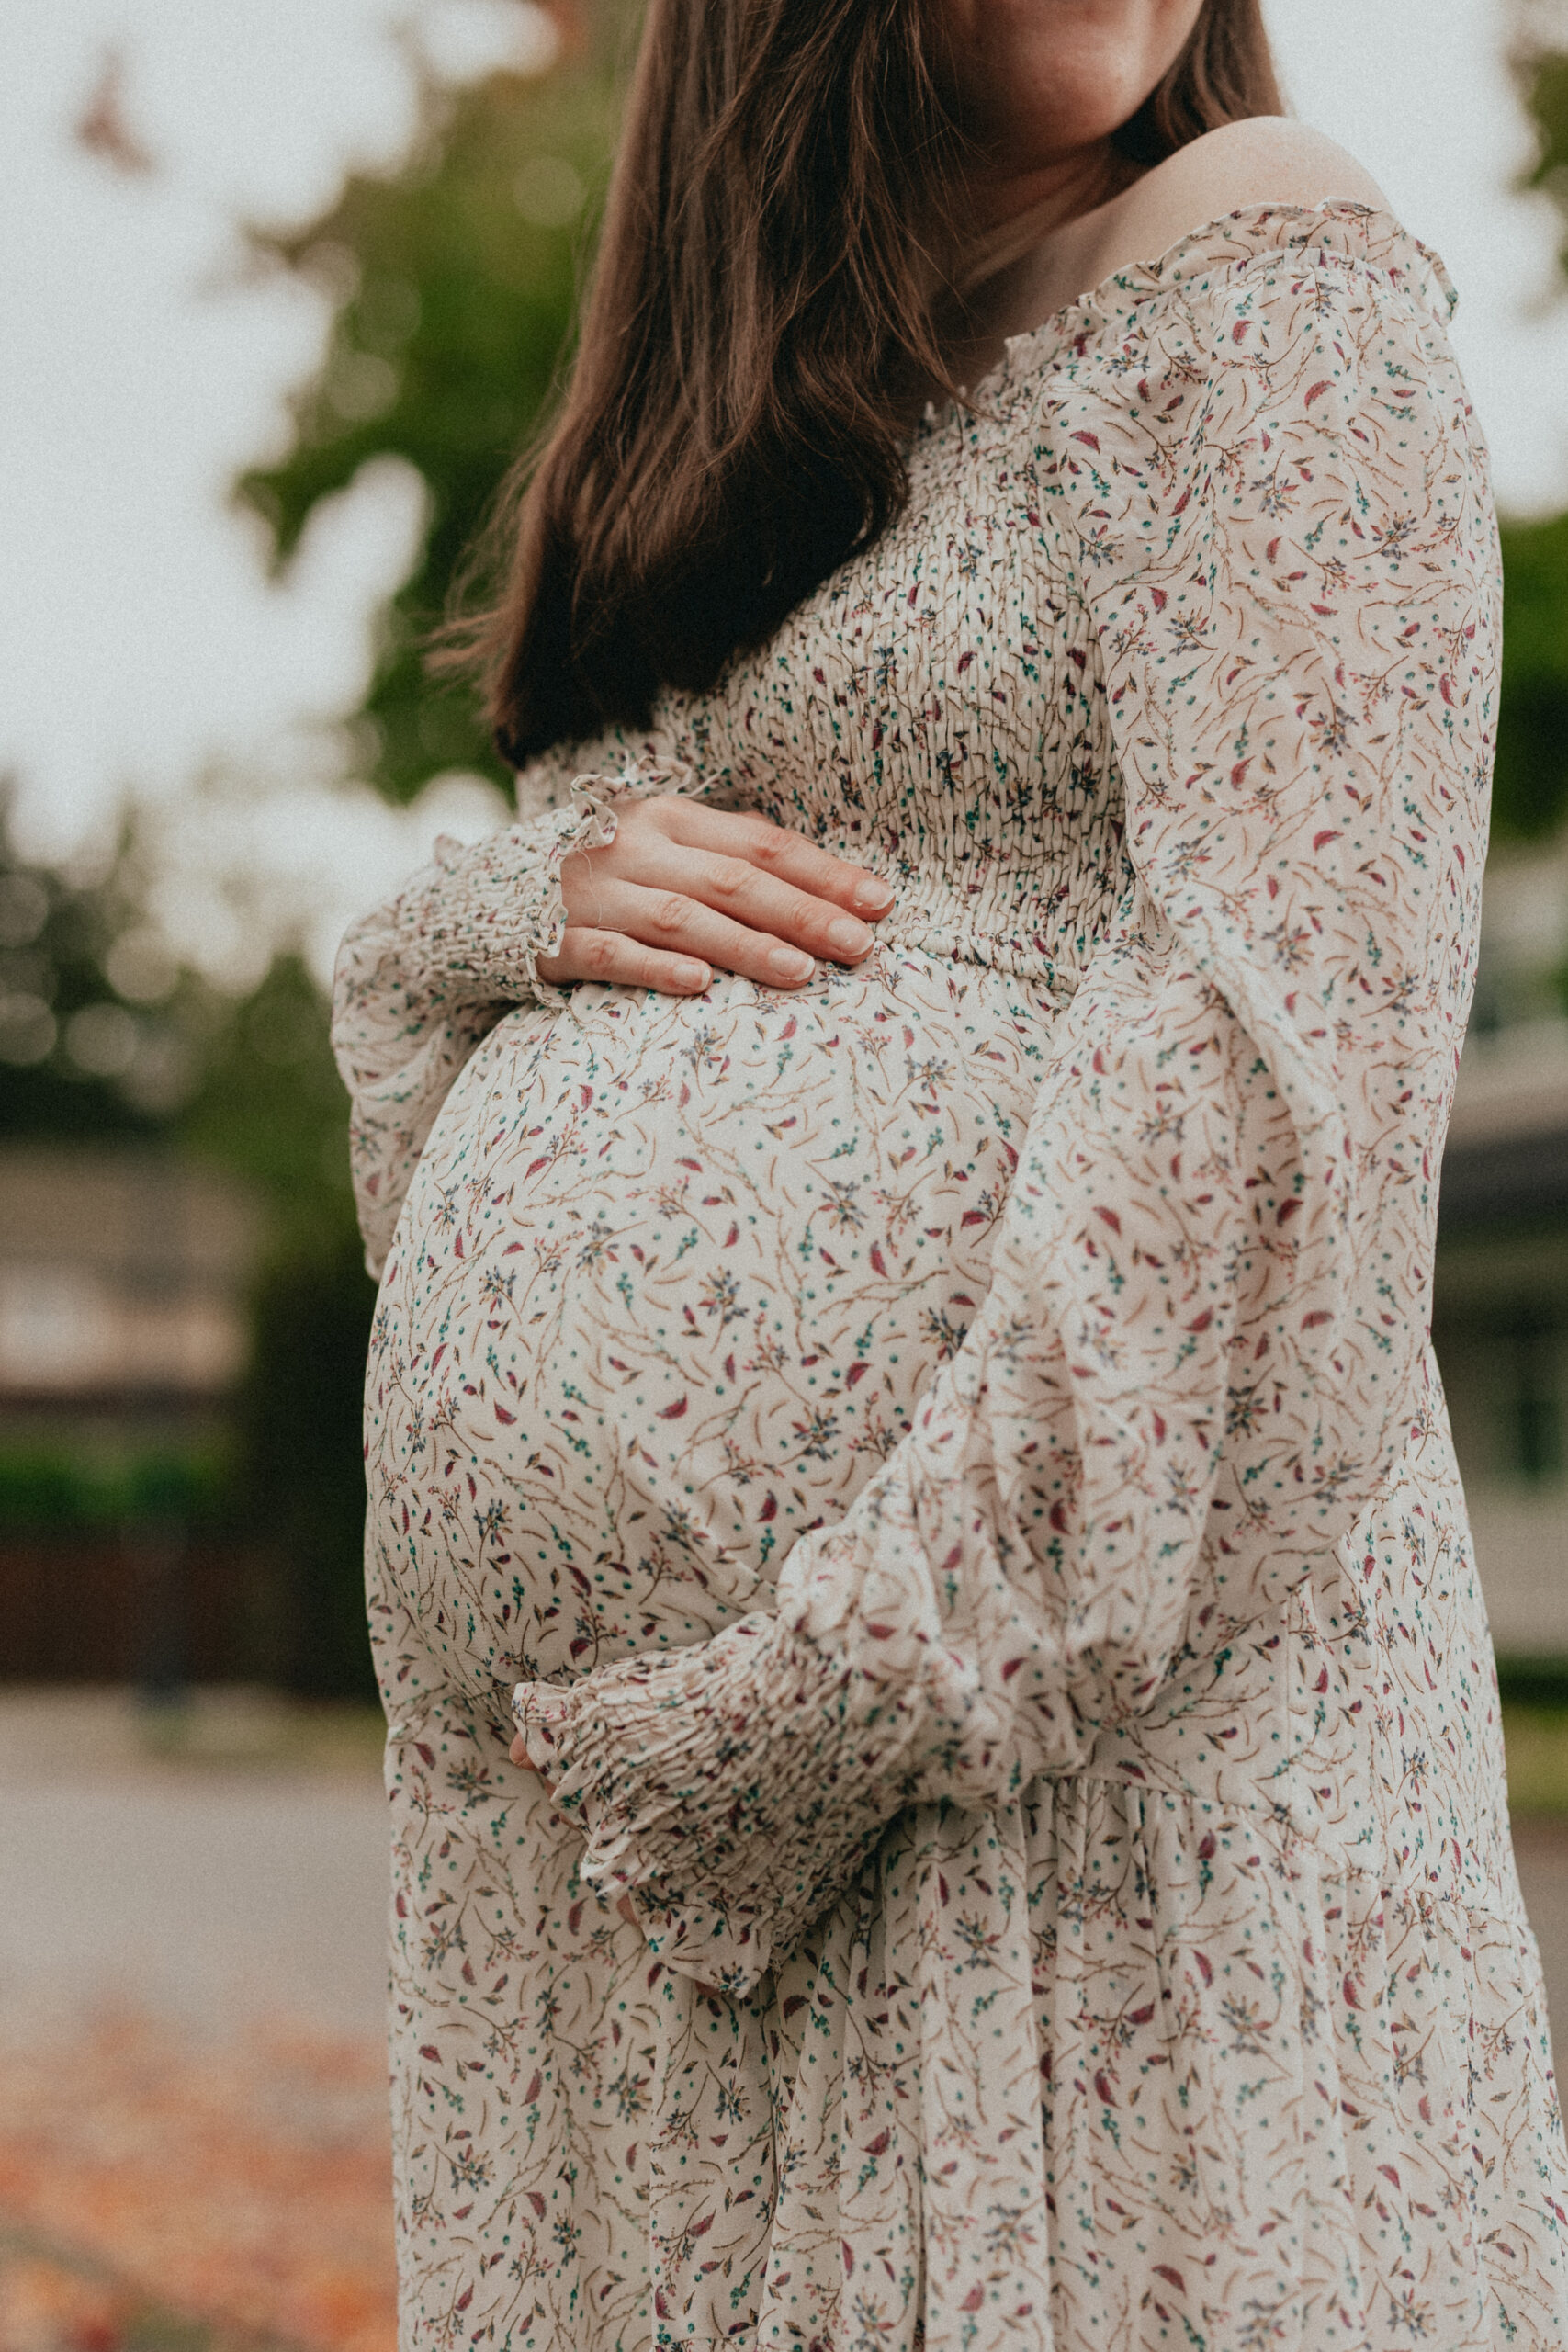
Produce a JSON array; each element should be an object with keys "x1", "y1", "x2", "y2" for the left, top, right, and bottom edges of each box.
[{"x1": 334, "y1": 0, "x2": 1568, "y2": 2344}]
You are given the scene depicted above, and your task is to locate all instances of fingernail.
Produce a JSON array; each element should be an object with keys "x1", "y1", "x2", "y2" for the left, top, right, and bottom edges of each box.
[
  {"x1": 853, "y1": 876, "x2": 894, "y2": 910},
  {"x1": 674, "y1": 959, "x2": 709, "y2": 989},
  {"x1": 827, "y1": 918, "x2": 871, "y2": 957},
  {"x1": 770, "y1": 946, "x2": 815, "y2": 981}
]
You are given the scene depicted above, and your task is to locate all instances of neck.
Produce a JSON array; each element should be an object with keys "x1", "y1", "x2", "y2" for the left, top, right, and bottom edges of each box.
[
  {"x1": 907, "y1": 141, "x2": 1146, "y2": 422},
  {"x1": 928, "y1": 141, "x2": 1142, "y2": 402},
  {"x1": 957, "y1": 141, "x2": 1142, "y2": 289}
]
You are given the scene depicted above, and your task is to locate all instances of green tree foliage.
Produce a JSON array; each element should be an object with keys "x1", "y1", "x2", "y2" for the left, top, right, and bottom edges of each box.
[
  {"x1": 238, "y1": 55, "x2": 622, "y2": 804},
  {"x1": 1495, "y1": 37, "x2": 1568, "y2": 842},
  {"x1": 0, "y1": 817, "x2": 178, "y2": 1144},
  {"x1": 0, "y1": 794, "x2": 358, "y2": 1244},
  {"x1": 239, "y1": 1223, "x2": 380, "y2": 1699},
  {"x1": 1496, "y1": 512, "x2": 1568, "y2": 842},
  {"x1": 238, "y1": 30, "x2": 1568, "y2": 850}
]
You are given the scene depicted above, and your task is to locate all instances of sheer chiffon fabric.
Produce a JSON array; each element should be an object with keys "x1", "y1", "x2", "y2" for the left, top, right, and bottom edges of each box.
[{"x1": 334, "y1": 207, "x2": 1568, "y2": 2348}]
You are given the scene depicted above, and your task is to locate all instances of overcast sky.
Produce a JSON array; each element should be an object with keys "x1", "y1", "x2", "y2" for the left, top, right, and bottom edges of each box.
[{"x1": 3, "y1": 0, "x2": 1566, "y2": 966}]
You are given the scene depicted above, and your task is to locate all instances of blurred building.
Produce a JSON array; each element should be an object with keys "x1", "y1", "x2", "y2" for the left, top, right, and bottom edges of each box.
[
  {"x1": 0, "y1": 1146, "x2": 264, "y2": 1684},
  {"x1": 1436, "y1": 842, "x2": 1568, "y2": 1657},
  {"x1": 0, "y1": 1148, "x2": 254, "y2": 1410}
]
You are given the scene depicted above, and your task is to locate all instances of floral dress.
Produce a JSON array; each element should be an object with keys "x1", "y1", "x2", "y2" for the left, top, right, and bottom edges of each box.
[{"x1": 333, "y1": 206, "x2": 1568, "y2": 2352}]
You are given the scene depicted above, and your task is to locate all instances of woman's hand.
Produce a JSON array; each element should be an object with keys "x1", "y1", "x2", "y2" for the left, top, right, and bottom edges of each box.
[
  {"x1": 509, "y1": 1728, "x2": 722, "y2": 1992},
  {"x1": 509, "y1": 1729, "x2": 645, "y2": 1939},
  {"x1": 537, "y1": 795, "x2": 895, "y2": 994}
]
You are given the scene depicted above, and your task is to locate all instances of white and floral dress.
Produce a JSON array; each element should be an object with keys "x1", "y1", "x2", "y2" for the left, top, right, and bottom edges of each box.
[{"x1": 333, "y1": 206, "x2": 1568, "y2": 2352}]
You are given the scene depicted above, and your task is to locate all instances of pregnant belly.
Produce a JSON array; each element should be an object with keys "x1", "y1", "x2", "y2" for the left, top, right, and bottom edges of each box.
[{"x1": 366, "y1": 947, "x2": 1055, "y2": 1702}]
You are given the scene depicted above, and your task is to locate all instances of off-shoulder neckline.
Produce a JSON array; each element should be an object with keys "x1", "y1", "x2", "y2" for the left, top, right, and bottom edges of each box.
[{"x1": 931, "y1": 198, "x2": 1456, "y2": 425}]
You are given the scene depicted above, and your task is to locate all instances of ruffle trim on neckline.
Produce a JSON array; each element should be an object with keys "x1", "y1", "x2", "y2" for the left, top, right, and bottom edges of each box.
[{"x1": 928, "y1": 200, "x2": 1457, "y2": 429}]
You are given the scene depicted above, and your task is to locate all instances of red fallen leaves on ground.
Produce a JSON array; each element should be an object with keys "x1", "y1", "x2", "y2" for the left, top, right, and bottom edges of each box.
[
  {"x1": 0, "y1": 2013, "x2": 394, "y2": 2352},
  {"x1": 0, "y1": 2255, "x2": 132, "y2": 2352}
]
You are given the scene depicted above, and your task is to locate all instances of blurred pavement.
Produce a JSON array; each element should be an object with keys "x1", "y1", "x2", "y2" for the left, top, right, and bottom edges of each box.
[
  {"x1": 0, "y1": 1689, "x2": 393, "y2": 2352},
  {"x1": 3, "y1": 1688, "x2": 1568, "y2": 2352},
  {"x1": 0, "y1": 1689, "x2": 387, "y2": 2041}
]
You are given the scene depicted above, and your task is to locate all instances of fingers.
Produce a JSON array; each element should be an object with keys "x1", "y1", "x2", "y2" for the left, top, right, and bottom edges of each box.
[
  {"x1": 630, "y1": 839, "x2": 884, "y2": 967},
  {"x1": 559, "y1": 875, "x2": 860, "y2": 992},
  {"x1": 655, "y1": 802, "x2": 895, "y2": 918},
  {"x1": 548, "y1": 797, "x2": 897, "y2": 993},
  {"x1": 536, "y1": 929, "x2": 712, "y2": 995},
  {"x1": 511, "y1": 1740, "x2": 721, "y2": 1993}
]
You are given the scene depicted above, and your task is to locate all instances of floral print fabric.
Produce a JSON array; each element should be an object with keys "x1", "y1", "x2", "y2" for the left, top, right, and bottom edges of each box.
[{"x1": 334, "y1": 206, "x2": 1568, "y2": 2350}]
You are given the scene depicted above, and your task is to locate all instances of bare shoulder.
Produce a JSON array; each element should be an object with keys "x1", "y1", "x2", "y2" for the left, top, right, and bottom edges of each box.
[{"x1": 1117, "y1": 119, "x2": 1389, "y2": 261}]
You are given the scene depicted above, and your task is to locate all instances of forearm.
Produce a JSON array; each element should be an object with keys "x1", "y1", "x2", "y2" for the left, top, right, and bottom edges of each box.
[{"x1": 333, "y1": 769, "x2": 677, "y2": 1274}]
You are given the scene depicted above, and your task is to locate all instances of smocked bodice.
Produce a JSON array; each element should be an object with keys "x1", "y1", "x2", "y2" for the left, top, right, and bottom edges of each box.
[
  {"x1": 533, "y1": 200, "x2": 1459, "y2": 997},
  {"x1": 675, "y1": 458, "x2": 1128, "y2": 987},
  {"x1": 335, "y1": 200, "x2": 1568, "y2": 2352}
]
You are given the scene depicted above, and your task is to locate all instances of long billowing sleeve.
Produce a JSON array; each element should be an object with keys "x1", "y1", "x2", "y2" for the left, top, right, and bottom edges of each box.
[
  {"x1": 513, "y1": 234, "x2": 1498, "y2": 1993},
  {"x1": 332, "y1": 726, "x2": 723, "y2": 1278}
]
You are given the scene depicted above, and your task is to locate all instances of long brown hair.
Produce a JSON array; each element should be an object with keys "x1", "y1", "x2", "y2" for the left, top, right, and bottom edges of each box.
[{"x1": 464, "y1": 0, "x2": 1282, "y2": 768}]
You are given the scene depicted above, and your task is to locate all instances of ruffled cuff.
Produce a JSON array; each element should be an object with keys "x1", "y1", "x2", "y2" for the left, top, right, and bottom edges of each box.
[
  {"x1": 427, "y1": 759, "x2": 687, "y2": 1012},
  {"x1": 513, "y1": 1613, "x2": 928, "y2": 1994}
]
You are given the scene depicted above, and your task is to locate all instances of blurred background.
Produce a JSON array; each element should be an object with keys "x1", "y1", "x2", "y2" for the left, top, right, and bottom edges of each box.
[{"x1": 5, "y1": 0, "x2": 1568, "y2": 2342}]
